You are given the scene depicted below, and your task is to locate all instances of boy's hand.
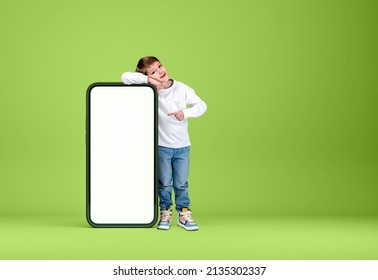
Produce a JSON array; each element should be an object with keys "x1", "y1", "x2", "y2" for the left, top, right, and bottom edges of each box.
[
  {"x1": 168, "y1": 110, "x2": 185, "y2": 121},
  {"x1": 147, "y1": 77, "x2": 162, "y2": 92}
]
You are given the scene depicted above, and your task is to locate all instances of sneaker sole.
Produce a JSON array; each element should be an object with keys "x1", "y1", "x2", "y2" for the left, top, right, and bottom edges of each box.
[
  {"x1": 177, "y1": 223, "x2": 199, "y2": 231},
  {"x1": 157, "y1": 225, "x2": 170, "y2": 230}
]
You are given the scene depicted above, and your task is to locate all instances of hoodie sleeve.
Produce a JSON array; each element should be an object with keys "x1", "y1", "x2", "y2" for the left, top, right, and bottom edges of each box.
[
  {"x1": 182, "y1": 87, "x2": 207, "y2": 119},
  {"x1": 121, "y1": 72, "x2": 148, "y2": 84}
]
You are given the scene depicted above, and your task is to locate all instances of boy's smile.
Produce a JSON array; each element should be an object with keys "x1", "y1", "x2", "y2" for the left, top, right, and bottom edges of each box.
[{"x1": 146, "y1": 61, "x2": 169, "y2": 82}]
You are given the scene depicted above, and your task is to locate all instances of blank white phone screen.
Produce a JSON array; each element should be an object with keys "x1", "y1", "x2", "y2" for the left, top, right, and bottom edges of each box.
[{"x1": 89, "y1": 86, "x2": 155, "y2": 225}]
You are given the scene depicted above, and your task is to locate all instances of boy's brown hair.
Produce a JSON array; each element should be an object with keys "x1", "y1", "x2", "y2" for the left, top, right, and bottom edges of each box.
[{"x1": 135, "y1": 56, "x2": 160, "y2": 75}]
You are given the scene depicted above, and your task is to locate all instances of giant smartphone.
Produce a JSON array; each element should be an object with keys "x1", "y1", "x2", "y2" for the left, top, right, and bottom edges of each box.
[{"x1": 86, "y1": 83, "x2": 157, "y2": 227}]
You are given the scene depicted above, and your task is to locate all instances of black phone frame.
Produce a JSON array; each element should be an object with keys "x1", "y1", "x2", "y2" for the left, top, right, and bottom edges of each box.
[{"x1": 86, "y1": 82, "x2": 158, "y2": 228}]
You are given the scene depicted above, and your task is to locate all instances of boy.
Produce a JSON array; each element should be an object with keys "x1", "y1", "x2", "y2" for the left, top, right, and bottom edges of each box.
[{"x1": 121, "y1": 56, "x2": 207, "y2": 231}]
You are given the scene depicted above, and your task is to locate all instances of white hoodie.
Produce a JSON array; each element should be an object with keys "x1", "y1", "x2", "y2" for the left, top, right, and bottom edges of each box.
[{"x1": 121, "y1": 72, "x2": 207, "y2": 148}]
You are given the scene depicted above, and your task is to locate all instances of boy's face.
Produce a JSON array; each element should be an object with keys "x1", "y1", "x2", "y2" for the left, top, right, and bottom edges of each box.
[{"x1": 146, "y1": 61, "x2": 169, "y2": 82}]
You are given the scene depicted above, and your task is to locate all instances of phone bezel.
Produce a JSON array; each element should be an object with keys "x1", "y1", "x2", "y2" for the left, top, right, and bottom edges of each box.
[{"x1": 86, "y1": 82, "x2": 158, "y2": 228}]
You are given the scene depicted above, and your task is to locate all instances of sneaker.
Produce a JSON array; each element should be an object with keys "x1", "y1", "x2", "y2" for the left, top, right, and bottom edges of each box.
[
  {"x1": 157, "y1": 209, "x2": 172, "y2": 230},
  {"x1": 177, "y1": 208, "x2": 199, "y2": 231}
]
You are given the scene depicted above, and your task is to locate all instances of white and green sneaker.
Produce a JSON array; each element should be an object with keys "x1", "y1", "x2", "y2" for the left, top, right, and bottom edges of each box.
[
  {"x1": 177, "y1": 208, "x2": 199, "y2": 231},
  {"x1": 157, "y1": 209, "x2": 172, "y2": 230}
]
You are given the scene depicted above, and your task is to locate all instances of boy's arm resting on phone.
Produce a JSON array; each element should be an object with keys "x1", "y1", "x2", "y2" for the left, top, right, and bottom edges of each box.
[
  {"x1": 183, "y1": 88, "x2": 207, "y2": 119},
  {"x1": 121, "y1": 72, "x2": 162, "y2": 91},
  {"x1": 121, "y1": 72, "x2": 148, "y2": 84}
]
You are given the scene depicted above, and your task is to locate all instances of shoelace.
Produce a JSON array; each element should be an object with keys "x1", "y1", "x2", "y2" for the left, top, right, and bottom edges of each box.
[
  {"x1": 180, "y1": 211, "x2": 194, "y2": 223},
  {"x1": 160, "y1": 211, "x2": 172, "y2": 222}
]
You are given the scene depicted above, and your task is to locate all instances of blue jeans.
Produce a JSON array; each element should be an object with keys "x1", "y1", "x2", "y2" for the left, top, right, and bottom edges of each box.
[{"x1": 158, "y1": 146, "x2": 190, "y2": 211}]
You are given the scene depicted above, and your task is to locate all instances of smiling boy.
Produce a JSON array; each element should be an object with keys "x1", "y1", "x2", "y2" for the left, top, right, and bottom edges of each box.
[{"x1": 121, "y1": 56, "x2": 207, "y2": 231}]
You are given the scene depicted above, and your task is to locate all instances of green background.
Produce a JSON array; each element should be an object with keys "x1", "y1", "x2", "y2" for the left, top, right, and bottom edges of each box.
[{"x1": 0, "y1": 0, "x2": 377, "y2": 259}]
